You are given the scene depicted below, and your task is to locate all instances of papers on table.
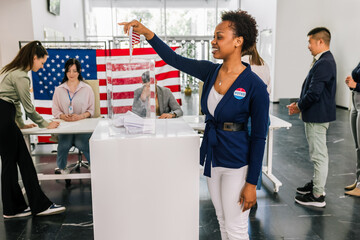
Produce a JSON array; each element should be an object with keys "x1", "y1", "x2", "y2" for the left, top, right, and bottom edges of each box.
[{"x1": 112, "y1": 111, "x2": 155, "y2": 134}]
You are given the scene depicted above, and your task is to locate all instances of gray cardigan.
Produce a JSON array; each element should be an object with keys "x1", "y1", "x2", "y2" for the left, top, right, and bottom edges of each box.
[{"x1": 132, "y1": 85, "x2": 183, "y2": 117}]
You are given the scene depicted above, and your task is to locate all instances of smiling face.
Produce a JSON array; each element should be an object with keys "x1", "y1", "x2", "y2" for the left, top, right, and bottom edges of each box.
[
  {"x1": 32, "y1": 55, "x2": 48, "y2": 72},
  {"x1": 66, "y1": 64, "x2": 80, "y2": 81},
  {"x1": 211, "y1": 21, "x2": 243, "y2": 60}
]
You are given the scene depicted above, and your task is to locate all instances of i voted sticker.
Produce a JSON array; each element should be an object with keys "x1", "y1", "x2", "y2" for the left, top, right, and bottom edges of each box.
[{"x1": 234, "y1": 88, "x2": 246, "y2": 100}]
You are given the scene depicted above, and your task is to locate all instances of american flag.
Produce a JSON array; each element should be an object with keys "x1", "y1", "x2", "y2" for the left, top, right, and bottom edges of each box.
[
  {"x1": 130, "y1": 27, "x2": 141, "y2": 47},
  {"x1": 32, "y1": 47, "x2": 181, "y2": 142}
]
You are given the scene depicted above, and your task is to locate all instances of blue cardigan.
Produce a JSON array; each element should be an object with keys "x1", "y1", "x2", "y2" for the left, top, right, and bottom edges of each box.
[
  {"x1": 297, "y1": 51, "x2": 337, "y2": 123},
  {"x1": 147, "y1": 35, "x2": 269, "y2": 184}
]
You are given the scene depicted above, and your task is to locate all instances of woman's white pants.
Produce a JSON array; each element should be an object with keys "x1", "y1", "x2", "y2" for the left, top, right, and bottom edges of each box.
[{"x1": 207, "y1": 166, "x2": 250, "y2": 240}]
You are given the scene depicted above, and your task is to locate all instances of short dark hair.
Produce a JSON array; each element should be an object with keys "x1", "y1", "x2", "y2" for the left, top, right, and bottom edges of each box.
[
  {"x1": 0, "y1": 41, "x2": 48, "y2": 74},
  {"x1": 307, "y1": 27, "x2": 331, "y2": 45},
  {"x1": 61, "y1": 58, "x2": 84, "y2": 83},
  {"x1": 221, "y1": 10, "x2": 258, "y2": 53},
  {"x1": 141, "y1": 71, "x2": 150, "y2": 83}
]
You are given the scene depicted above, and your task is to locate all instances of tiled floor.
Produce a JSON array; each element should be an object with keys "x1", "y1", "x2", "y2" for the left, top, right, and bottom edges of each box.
[{"x1": 1, "y1": 99, "x2": 360, "y2": 239}]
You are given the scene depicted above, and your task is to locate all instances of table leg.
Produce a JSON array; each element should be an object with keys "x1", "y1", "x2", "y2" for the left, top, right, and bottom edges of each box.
[{"x1": 262, "y1": 128, "x2": 283, "y2": 192}]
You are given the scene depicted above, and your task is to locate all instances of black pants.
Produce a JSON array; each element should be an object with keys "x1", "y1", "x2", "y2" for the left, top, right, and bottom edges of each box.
[{"x1": 0, "y1": 99, "x2": 52, "y2": 215}]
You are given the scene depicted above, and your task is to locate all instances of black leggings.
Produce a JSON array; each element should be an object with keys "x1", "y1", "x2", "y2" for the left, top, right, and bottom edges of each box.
[{"x1": 0, "y1": 99, "x2": 52, "y2": 215}]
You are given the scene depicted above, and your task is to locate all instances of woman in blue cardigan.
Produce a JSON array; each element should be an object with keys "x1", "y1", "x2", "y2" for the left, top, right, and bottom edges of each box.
[
  {"x1": 345, "y1": 62, "x2": 360, "y2": 197},
  {"x1": 120, "y1": 10, "x2": 269, "y2": 239}
]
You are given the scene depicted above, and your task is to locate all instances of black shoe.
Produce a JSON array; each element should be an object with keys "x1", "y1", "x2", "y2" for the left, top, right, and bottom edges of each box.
[
  {"x1": 296, "y1": 181, "x2": 313, "y2": 195},
  {"x1": 295, "y1": 193, "x2": 326, "y2": 208}
]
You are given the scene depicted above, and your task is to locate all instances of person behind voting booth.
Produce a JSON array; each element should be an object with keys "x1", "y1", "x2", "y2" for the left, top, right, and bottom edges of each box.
[
  {"x1": 52, "y1": 58, "x2": 95, "y2": 174},
  {"x1": 132, "y1": 70, "x2": 183, "y2": 119},
  {"x1": 0, "y1": 41, "x2": 65, "y2": 218},
  {"x1": 120, "y1": 9, "x2": 269, "y2": 240}
]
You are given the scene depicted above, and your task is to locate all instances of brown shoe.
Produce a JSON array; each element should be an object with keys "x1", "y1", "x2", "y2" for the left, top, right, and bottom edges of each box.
[
  {"x1": 345, "y1": 187, "x2": 360, "y2": 197},
  {"x1": 344, "y1": 181, "x2": 357, "y2": 190}
]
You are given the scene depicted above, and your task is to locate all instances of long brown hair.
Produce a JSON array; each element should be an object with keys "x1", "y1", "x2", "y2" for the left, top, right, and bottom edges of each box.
[
  {"x1": 0, "y1": 40, "x2": 48, "y2": 75},
  {"x1": 242, "y1": 44, "x2": 264, "y2": 66}
]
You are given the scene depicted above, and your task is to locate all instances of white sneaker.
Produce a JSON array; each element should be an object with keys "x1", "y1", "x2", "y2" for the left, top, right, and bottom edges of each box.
[
  {"x1": 37, "y1": 203, "x2": 66, "y2": 216},
  {"x1": 60, "y1": 168, "x2": 70, "y2": 174},
  {"x1": 3, "y1": 207, "x2": 32, "y2": 219},
  {"x1": 55, "y1": 168, "x2": 70, "y2": 174}
]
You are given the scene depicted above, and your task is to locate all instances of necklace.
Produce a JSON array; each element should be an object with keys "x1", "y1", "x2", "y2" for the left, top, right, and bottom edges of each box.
[{"x1": 218, "y1": 79, "x2": 222, "y2": 86}]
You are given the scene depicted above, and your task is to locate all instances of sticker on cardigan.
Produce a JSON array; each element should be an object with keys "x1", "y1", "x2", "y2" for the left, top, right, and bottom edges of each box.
[{"x1": 234, "y1": 88, "x2": 246, "y2": 100}]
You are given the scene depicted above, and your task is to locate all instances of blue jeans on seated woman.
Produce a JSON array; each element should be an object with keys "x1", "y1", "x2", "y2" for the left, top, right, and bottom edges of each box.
[{"x1": 56, "y1": 134, "x2": 92, "y2": 170}]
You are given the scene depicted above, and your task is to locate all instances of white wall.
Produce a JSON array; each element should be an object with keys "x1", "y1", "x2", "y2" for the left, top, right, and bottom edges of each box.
[
  {"x1": 273, "y1": 0, "x2": 360, "y2": 108},
  {"x1": 31, "y1": 0, "x2": 85, "y2": 41},
  {"x1": 241, "y1": 0, "x2": 277, "y2": 101},
  {"x1": 0, "y1": 0, "x2": 34, "y2": 69}
]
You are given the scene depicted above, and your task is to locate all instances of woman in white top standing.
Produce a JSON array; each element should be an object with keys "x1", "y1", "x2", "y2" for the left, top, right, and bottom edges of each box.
[
  {"x1": 52, "y1": 58, "x2": 95, "y2": 174},
  {"x1": 242, "y1": 44, "x2": 271, "y2": 193},
  {"x1": 242, "y1": 44, "x2": 271, "y2": 94}
]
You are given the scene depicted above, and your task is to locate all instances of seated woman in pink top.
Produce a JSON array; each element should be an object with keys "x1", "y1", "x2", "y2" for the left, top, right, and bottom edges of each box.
[{"x1": 52, "y1": 58, "x2": 95, "y2": 173}]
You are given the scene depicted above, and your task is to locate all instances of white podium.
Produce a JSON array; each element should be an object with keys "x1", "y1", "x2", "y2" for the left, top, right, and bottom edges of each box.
[{"x1": 90, "y1": 119, "x2": 200, "y2": 240}]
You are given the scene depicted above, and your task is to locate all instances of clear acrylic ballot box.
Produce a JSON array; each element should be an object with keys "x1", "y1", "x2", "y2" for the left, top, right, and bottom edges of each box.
[{"x1": 106, "y1": 57, "x2": 156, "y2": 135}]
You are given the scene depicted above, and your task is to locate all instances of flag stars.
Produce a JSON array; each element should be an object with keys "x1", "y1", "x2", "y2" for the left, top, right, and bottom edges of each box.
[
  {"x1": 62, "y1": 69, "x2": 65, "y2": 72},
  {"x1": 44, "y1": 86, "x2": 48, "y2": 89},
  {"x1": 50, "y1": 90, "x2": 53, "y2": 94},
  {"x1": 57, "y1": 64, "x2": 60, "y2": 68},
  {"x1": 53, "y1": 77, "x2": 56, "y2": 81},
  {"x1": 87, "y1": 73, "x2": 90, "y2": 77},
  {"x1": 46, "y1": 64, "x2": 50, "y2": 67},
  {"x1": 56, "y1": 55, "x2": 60, "y2": 59},
  {"x1": 85, "y1": 55, "x2": 89, "y2": 59},
  {"x1": 44, "y1": 77, "x2": 47, "y2": 80},
  {"x1": 61, "y1": 60, "x2": 65, "y2": 63},
  {"x1": 82, "y1": 69, "x2": 85, "y2": 72},
  {"x1": 52, "y1": 68, "x2": 55, "y2": 72},
  {"x1": 48, "y1": 73, "x2": 51, "y2": 76},
  {"x1": 51, "y1": 59, "x2": 55, "y2": 63},
  {"x1": 57, "y1": 73, "x2": 61, "y2": 76},
  {"x1": 76, "y1": 55, "x2": 79, "y2": 59},
  {"x1": 39, "y1": 81, "x2": 43, "y2": 85},
  {"x1": 65, "y1": 55, "x2": 69, "y2": 59},
  {"x1": 81, "y1": 60, "x2": 84, "y2": 63},
  {"x1": 86, "y1": 64, "x2": 89, "y2": 68},
  {"x1": 38, "y1": 72, "x2": 42, "y2": 76},
  {"x1": 40, "y1": 90, "x2": 44, "y2": 94}
]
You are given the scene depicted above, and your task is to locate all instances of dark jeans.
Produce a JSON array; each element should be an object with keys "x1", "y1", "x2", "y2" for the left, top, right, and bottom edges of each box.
[{"x1": 0, "y1": 99, "x2": 52, "y2": 215}]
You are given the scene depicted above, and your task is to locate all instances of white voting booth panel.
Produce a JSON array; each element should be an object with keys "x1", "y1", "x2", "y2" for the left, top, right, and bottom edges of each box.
[{"x1": 90, "y1": 119, "x2": 200, "y2": 240}]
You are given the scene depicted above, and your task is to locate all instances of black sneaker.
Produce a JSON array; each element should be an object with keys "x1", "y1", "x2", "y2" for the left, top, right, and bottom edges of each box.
[
  {"x1": 296, "y1": 181, "x2": 313, "y2": 195},
  {"x1": 295, "y1": 193, "x2": 326, "y2": 207}
]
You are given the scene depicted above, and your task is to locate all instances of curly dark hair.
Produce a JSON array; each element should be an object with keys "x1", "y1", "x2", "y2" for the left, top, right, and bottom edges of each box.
[{"x1": 221, "y1": 10, "x2": 258, "y2": 53}]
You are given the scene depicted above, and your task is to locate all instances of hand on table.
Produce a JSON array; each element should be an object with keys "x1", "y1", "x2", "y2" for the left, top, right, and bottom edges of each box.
[
  {"x1": 47, "y1": 121, "x2": 60, "y2": 129},
  {"x1": 21, "y1": 123, "x2": 37, "y2": 129},
  {"x1": 60, "y1": 114, "x2": 84, "y2": 122},
  {"x1": 158, "y1": 113, "x2": 175, "y2": 119}
]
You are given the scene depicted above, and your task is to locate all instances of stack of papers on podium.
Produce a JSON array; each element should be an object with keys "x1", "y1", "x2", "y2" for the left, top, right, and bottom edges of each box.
[{"x1": 113, "y1": 111, "x2": 154, "y2": 134}]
